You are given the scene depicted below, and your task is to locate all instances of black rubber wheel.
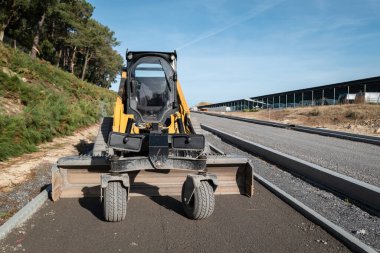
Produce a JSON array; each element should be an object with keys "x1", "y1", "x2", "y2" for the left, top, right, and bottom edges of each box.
[
  {"x1": 103, "y1": 181, "x2": 127, "y2": 222},
  {"x1": 181, "y1": 180, "x2": 215, "y2": 220}
]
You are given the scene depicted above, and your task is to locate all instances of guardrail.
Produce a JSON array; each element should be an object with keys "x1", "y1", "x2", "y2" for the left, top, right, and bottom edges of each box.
[
  {"x1": 195, "y1": 111, "x2": 380, "y2": 146},
  {"x1": 201, "y1": 124, "x2": 380, "y2": 213}
]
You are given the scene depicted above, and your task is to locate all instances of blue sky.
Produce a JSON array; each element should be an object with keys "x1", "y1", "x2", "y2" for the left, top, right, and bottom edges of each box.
[{"x1": 88, "y1": 0, "x2": 380, "y2": 106}]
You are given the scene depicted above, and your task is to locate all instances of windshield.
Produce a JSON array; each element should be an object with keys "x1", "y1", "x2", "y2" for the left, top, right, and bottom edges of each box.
[{"x1": 131, "y1": 57, "x2": 174, "y2": 122}]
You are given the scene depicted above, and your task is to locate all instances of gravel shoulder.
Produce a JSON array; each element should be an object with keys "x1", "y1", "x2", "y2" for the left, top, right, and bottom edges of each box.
[
  {"x1": 194, "y1": 113, "x2": 380, "y2": 187},
  {"x1": 192, "y1": 115, "x2": 380, "y2": 251}
]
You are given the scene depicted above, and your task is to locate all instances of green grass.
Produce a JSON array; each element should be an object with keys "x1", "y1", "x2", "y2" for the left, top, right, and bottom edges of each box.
[{"x1": 0, "y1": 44, "x2": 116, "y2": 161}]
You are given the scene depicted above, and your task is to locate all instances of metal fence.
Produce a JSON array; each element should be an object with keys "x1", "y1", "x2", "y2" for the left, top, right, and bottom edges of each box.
[{"x1": 199, "y1": 76, "x2": 380, "y2": 111}]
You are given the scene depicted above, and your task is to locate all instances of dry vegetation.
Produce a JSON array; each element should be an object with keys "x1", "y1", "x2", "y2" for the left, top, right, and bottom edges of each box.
[
  {"x1": 196, "y1": 101, "x2": 211, "y2": 107},
  {"x1": 221, "y1": 104, "x2": 380, "y2": 136}
]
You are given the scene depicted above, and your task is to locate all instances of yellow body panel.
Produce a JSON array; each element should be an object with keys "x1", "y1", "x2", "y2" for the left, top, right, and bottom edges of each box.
[
  {"x1": 112, "y1": 96, "x2": 139, "y2": 134},
  {"x1": 176, "y1": 81, "x2": 190, "y2": 115},
  {"x1": 112, "y1": 96, "x2": 121, "y2": 132}
]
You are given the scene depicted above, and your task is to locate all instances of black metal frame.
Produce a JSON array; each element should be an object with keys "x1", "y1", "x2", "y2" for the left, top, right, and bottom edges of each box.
[
  {"x1": 107, "y1": 132, "x2": 205, "y2": 152},
  {"x1": 124, "y1": 51, "x2": 178, "y2": 124},
  {"x1": 107, "y1": 132, "x2": 206, "y2": 170},
  {"x1": 109, "y1": 156, "x2": 207, "y2": 173}
]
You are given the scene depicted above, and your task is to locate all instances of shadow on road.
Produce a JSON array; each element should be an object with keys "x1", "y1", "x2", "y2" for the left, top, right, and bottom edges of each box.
[
  {"x1": 74, "y1": 140, "x2": 94, "y2": 155},
  {"x1": 148, "y1": 196, "x2": 186, "y2": 217},
  {"x1": 78, "y1": 197, "x2": 104, "y2": 220}
]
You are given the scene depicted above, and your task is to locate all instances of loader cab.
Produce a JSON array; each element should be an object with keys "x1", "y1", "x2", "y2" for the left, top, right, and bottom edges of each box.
[{"x1": 125, "y1": 51, "x2": 178, "y2": 125}]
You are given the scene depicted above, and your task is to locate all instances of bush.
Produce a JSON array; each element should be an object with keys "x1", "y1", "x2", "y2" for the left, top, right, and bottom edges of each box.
[
  {"x1": 242, "y1": 108, "x2": 260, "y2": 112},
  {"x1": 345, "y1": 109, "x2": 365, "y2": 119},
  {"x1": 308, "y1": 108, "x2": 320, "y2": 116}
]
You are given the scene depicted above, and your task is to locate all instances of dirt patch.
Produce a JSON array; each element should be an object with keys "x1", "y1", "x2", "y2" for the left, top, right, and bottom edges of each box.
[
  {"x1": 0, "y1": 97, "x2": 24, "y2": 115},
  {"x1": 217, "y1": 104, "x2": 380, "y2": 136},
  {"x1": 0, "y1": 124, "x2": 99, "y2": 192}
]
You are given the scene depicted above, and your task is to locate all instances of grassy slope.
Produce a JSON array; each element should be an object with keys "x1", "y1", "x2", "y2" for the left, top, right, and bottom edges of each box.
[{"x1": 0, "y1": 44, "x2": 116, "y2": 161}]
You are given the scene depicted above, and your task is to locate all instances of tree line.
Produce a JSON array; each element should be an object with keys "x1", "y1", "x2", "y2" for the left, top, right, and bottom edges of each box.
[{"x1": 0, "y1": 0, "x2": 123, "y2": 88}]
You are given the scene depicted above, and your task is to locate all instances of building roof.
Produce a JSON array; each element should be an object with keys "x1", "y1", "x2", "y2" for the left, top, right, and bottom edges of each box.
[{"x1": 250, "y1": 76, "x2": 380, "y2": 99}]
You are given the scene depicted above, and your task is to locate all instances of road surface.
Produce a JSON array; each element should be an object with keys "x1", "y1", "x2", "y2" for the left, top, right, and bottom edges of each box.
[{"x1": 0, "y1": 183, "x2": 348, "y2": 253}]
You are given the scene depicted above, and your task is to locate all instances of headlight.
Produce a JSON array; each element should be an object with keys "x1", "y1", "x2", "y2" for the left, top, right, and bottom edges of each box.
[
  {"x1": 127, "y1": 53, "x2": 133, "y2": 60},
  {"x1": 170, "y1": 54, "x2": 175, "y2": 61}
]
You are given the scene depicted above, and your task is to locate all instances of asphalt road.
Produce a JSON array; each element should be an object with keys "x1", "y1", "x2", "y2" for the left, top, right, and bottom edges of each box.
[
  {"x1": 194, "y1": 113, "x2": 380, "y2": 187},
  {"x1": 0, "y1": 183, "x2": 348, "y2": 253}
]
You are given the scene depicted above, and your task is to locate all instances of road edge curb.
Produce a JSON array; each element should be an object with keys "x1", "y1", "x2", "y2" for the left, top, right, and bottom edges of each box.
[
  {"x1": 254, "y1": 174, "x2": 376, "y2": 253},
  {"x1": 0, "y1": 185, "x2": 51, "y2": 241}
]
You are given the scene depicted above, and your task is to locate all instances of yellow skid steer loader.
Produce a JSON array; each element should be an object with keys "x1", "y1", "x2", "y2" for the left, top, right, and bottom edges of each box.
[{"x1": 51, "y1": 51, "x2": 253, "y2": 221}]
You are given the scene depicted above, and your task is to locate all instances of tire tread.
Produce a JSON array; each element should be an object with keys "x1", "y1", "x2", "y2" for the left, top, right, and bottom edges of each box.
[{"x1": 104, "y1": 181, "x2": 127, "y2": 222}]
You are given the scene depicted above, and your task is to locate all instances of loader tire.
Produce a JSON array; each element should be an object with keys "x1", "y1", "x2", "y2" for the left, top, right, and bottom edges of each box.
[
  {"x1": 103, "y1": 181, "x2": 127, "y2": 222},
  {"x1": 182, "y1": 181, "x2": 215, "y2": 220}
]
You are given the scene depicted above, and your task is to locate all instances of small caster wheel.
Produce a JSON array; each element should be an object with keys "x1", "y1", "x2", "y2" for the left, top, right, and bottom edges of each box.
[{"x1": 181, "y1": 180, "x2": 215, "y2": 220}]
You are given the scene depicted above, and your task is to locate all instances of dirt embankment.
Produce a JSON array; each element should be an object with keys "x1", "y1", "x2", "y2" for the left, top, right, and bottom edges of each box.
[
  {"x1": 0, "y1": 124, "x2": 99, "y2": 192},
  {"x1": 219, "y1": 104, "x2": 380, "y2": 136}
]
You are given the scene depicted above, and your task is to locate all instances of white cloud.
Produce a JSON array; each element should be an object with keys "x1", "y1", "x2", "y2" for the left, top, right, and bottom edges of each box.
[{"x1": 176, "y1": 0, "x2": 284, "y2": 50}]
